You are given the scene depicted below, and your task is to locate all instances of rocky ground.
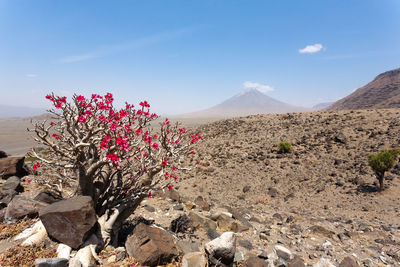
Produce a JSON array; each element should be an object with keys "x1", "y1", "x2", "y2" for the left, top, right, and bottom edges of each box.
[{"x1": 0, "y1": 108, "x2": 399, "y2": 266}]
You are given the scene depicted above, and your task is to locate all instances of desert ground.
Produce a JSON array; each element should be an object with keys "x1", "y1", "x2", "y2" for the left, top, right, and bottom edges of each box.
[{"x1": 0, "y1": 108, "x2": 399, "y2": 266}]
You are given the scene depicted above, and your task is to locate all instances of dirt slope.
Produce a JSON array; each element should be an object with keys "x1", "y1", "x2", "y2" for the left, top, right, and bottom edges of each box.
[{"x1": 328, "y1": 68, "x2": 400, "y2": 110}]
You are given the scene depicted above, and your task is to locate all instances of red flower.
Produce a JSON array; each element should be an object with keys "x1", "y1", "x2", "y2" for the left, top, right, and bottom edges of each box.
[
  {"x1": 196, "y1": 161, "x2": 201, "y2": 165},
  {"x1": 76, "y1": 95, "x2": 85, "y2": 102},
  {"x1": 152, "y1": 143, "x2": 159, "y2": 149},
  {"x1": 162, "y1": 158, "x2": 169, "y2": 166},
  {"x1": 172, "y1": 166, "x2": 177, "y2": 171},
  {"x1": 147, "y1": 192, "x2": 153, "y2": 198},
  {"x1": 168, "y1": 185, "x2": 173, "y2": 191},
  {"x1": 32, "y1": 163, "x2": 40, "y2": 170},
  {"x1": 78, "y1": 115, "x2": 86, "y2": 122},
  {"x1": 52, "y1": 133, "x2": 61, "y2": 139}
]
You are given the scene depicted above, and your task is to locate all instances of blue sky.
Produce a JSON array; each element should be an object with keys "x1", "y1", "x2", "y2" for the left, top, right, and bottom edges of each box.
[{"x1": 1, "y1": 0, "x2": 399, "y2": 114}]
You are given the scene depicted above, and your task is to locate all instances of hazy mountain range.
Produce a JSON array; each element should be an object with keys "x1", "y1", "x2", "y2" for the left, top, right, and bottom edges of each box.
[{"x1": 0, "y1": 105, "x2": 46, "y2": 118}]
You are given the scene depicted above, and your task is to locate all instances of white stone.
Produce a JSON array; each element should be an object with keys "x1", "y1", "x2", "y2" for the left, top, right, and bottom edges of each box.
[
  {"x1": 205, "y1": 232, "x2": 236, "y2": 262},
  {"x1": 274, "y1": 245, "x2": 293, "y2": 260}
]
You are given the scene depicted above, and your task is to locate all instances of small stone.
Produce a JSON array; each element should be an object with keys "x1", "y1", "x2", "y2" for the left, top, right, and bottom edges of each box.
[
  {"x1": 107, "y1": 255, "x2": 116, "y2": 263},
  {"x1": 144, "y1": 205, "x2": 155, "y2": 212},
  {"x1": 313, "y1": 257, "x2": 336, "y2": 267}
]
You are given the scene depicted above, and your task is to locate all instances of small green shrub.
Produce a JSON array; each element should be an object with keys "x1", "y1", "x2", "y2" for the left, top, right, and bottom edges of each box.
[
  {"x1": 368, "y1": 149, "x2": 400, "y2": 191},
  {"x1": 278, "y1": 141, "x2": 292, "y2": 153}
]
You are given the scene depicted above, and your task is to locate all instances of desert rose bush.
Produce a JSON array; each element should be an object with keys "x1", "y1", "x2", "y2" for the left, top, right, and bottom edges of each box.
[{"x1": 28, "y1": 92, "x2": 201, "y2": 248}]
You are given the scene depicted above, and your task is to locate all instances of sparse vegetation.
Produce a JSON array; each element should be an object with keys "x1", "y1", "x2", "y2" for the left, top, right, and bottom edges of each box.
[
  {"x1": 278, "y1": 141, "x2": 292, "y2": 153},
  {"x1": 368, "y1": 149, "x2": 400, "y2": 191}
]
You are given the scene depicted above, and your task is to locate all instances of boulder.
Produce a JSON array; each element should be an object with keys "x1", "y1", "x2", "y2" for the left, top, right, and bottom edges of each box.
[
  {"x1": 182, "y1": 252, "x2": 207, "y2": 267},
  {"x1": 0, "y1": 151, "x2": 7, "y2": 158},
  {"x1": 5, "y1": 195, "x2": 47, "y2": 223},
  {"x1": 2, "y1": 176, "x2": 23, "y2": 192},
  {"x1": 0, "y1": 157, "x2": 28, "y2": 179},
  {"x1": 339, "y1": 256, "x2": 359, "y2": 267},
  {"x1": 244, "y1": 256, "x2": 268, "y2": 267},
  {"x1": 35, "y1": 258, "x2": 68, "y2": 267},
  {"x1": 205, "y1": 232, "x2": 236, "y2": 266},
  {"x1": 125, "y1": 223, "x2": 179, "y2": 267},
  {"x1": 0, "y1": 176, "x2": 23, "y2": 208},
  {"x1": 34, "y1": 190, "x2": 63, "y2": 204},
  {"x1": 39, "y1": 196, "x2": 97, "y2": 249}
]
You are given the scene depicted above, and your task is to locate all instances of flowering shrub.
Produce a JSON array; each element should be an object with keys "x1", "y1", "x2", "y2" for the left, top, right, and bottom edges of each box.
[{"x1": 29, "y1": 92, "x2": 202, "y2": 247}]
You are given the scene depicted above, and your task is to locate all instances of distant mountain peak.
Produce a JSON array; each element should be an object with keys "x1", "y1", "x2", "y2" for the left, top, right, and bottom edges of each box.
[{"x1": 177, "y1": 88, "x2": 310, "y2": 118}]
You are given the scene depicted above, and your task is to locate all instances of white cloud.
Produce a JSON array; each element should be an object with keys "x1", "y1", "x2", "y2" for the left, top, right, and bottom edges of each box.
[
  {"x1": 299, "y1": 43, "x2": 324, "y2": 54},
  {"x1": 243, "y1": 81, "x2": 274, "y2": 93},
  {"x1": 26, "y1": 74, "x2": 37, "y2": 78}
]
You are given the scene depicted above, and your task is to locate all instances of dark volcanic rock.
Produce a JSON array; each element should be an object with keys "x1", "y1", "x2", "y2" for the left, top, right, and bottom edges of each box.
[
  {"x1": 0, "y1": 151, "x2": 7, "y2": 158},
  {"x1": 0, "y1": 157, "x2": 28, "y2": 178},
  {"x1": 170, "y1": 214, "x2": 195, "y2": 233},
  {"x1": 39, "y1": 196, "x2": 96, "y2": 249},
  {"x1": 5, "y1": 195, "x2": 47, "y2": 223},
  {"x1": 125, "y1": 223, "x2": 179, "y2": 267}
]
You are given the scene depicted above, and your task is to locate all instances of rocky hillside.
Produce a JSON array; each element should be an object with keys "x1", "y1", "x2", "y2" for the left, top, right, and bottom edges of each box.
[
  {"x1": 175, "y1": 108, "x2": 400, "y2": 265},
  {"x1": 0, "y1": 108, "x2": 399, "y2": 266},
  {"x1": 328, "y1": 68, "x2": 400, "y2": 110}
]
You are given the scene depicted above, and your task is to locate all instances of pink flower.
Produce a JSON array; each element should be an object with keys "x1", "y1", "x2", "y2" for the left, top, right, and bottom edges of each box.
[
  {"x1": 147, "y1": 192, "x2": 153, "y2": 198},
  {"x1": 172, "y1": 166, "x2": 177, "y2": 171},
  {"x1": 152, "y1": 143, "x2": 159, "y2": 149},
  {"x1": 109, "y1": 123, "x2": 118, "y2": 132},
  {"x1": 165, "y1": 172, "x2": 170, "y2": 179},
  {"x1": 174, "y1": 176, "x2": 178, "y2": 181},
  {"x1": 84, "y1": 110, "x2": 92, "y2": 116},
  {"x1": 32, "y1": 163, "x2": 40, "y2": 170},
  {"x1": 106, "y1": 153, "x2": 120, "y2": 164},
  {"x1": 45, "y1": 95, "x2": 54, "y2": 101},
  {"x1": 179, "y1": 128, "x2": 186, "y2": 133},
  {"x1": 78, "y1": 115, "x2": 86, "y2": 122},
  {"x1": 196, "y1": 161, "x2": 201, "y2": 165},
  {"x1": 98, "y1": 115, "x2": 106, "y2": 122},
  {"x1": 124, "y1": 124, "x2": 131, "y2": 133},
  {"x1": 162, "y1": 158, "x2": 169, "y2": 166},
  {"x1": 136, "y1": 128, "x2": 143, "y2": 135},
  {"x1": 50, "y1": 122, "x2": 55, "y2": 125},
  {"x1": 76, "y1": 95, "x2": 85, "y2": 102},
  {"x1": 27, "y1": 179, "x2": 32, "y2": 184},
  {"x1": 139, "y1": 101, "x2": 150, "y2": 108},
  {"x1": 168, "y1": 185, "x2": 173, "y2": 191},
  {"x1": 163, "y1": 118, "x2": 170, "y2": 125}
]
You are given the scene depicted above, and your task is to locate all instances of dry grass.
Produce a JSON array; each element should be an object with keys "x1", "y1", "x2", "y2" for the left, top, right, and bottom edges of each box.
[
  {"x1": 0, "y1": 218, "x2": 37, "y2": 240},
  {"x1": 0, "y1": 244, "x2": 57, "y2": 267}
]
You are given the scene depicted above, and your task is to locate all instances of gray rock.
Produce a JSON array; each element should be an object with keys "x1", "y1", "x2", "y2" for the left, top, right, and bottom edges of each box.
[
  {"x1": 5, "y1": 195, "x2": 47, "y2": 223},
  {"x1": 39, "y1": 196, "x2": 97, "y2": 249},
  {"x1": 177, "y1": 240, "x2": 201, "y2": 254},
  {"x1": 205, "y1": 232, "x2": 236, "y2": 266},
  {"x1": 35, "y1": 258, "x2": 68, "y2": 267},
  {"x1": 313, "y1": 257, "x2": 336, "y2": 267}
]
